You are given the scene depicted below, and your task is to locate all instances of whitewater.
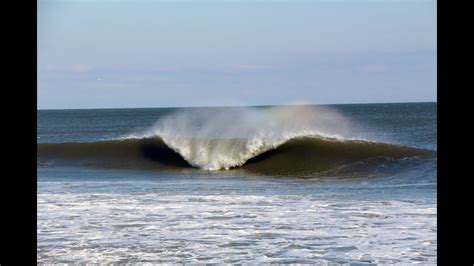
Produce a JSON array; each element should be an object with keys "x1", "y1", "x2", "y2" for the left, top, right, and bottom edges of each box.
[{"x1": 119, "y1": 105, "x2": 369, "y2": 170}]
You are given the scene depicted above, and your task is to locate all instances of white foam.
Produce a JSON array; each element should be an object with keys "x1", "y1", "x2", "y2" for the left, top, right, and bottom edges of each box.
[
  {"x1": 120, "y1": 105, "x2": 367, "y2": 170},
  {"x1": 37, "y1": 187, "x2": 437, "y2": 264}
]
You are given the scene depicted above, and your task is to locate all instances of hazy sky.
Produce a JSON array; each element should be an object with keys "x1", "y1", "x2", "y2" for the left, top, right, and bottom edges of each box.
[{"x1": 38, "y1": 0, "x2": 436, "y2": 109}]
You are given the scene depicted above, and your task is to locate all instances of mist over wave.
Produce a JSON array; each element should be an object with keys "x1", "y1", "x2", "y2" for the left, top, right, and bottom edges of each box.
[{"x1": 121, "y1": 105, "x2": 367, "y2": 170}]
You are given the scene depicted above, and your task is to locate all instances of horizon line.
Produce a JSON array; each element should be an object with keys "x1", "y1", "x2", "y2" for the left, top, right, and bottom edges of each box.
[{"x1": 37, "y1": 100, "x2": 437, "y2": 111}]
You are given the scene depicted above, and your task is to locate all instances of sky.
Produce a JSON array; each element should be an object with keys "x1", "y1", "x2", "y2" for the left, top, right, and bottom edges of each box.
[{"x1": 38, "y1": 0, "x2": 437, "y2": 109}]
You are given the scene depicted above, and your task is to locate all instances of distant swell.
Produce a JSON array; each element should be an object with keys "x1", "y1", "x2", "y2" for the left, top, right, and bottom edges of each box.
[{"x1": 37, "y1": 136, "x2": 436, "y2": 177}]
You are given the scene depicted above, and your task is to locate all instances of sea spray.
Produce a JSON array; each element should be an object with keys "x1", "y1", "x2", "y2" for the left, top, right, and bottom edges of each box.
[{"x1": 123, "y1": 105, "x2": 365, "y2": 170}]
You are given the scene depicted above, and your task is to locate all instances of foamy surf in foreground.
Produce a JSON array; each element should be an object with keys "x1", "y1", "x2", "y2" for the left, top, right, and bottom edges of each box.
[{"x1": 37, "y1": 185, "x2": 436, "y2": 264}]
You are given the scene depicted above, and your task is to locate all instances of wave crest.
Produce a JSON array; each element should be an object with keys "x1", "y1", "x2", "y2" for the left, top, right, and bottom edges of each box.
[{"x1": 121, "y1": 105, "x2": 368, "y2": 170}]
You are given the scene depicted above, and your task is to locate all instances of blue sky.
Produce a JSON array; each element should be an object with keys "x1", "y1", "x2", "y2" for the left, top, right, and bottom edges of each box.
[{"x1": 38, "y1": 0, "x2": 436, "y2": 109}]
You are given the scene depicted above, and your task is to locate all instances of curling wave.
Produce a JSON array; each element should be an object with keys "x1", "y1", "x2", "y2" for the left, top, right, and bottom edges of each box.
[
  {"x1": 37, "y1": 135, "x2": 436, "y2": 176},
  {"x1": 37, "y1": 105, "x2": 436, "y2": 177}
]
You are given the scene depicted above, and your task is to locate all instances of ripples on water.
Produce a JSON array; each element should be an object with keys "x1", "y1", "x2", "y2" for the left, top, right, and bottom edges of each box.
[{"x1": 37, "y1": 181, "x2": 436, "y2": 264}]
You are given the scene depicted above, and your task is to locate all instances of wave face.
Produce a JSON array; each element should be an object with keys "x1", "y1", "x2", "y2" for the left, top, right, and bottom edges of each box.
[
  {"x1": 37, "y1": 105, "x2": 436, "y2": 177},
  {"x1": 37, "y1": 136, "x2": 436, "y2": 177}
]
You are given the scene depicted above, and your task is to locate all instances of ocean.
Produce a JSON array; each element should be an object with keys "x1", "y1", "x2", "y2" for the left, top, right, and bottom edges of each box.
[{"x1": 37, "y1": 102, "x2": 437, "y2": 264}]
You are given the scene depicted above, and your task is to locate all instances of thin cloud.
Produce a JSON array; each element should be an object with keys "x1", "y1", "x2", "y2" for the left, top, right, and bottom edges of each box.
[
  {"x1": 225, "y1": 64, "x2": 271, "y2": 70},
  {"x1": 70, "y1": 64, "x2": 91, "y2": 73},
  {"x1": 357, "y1": 64, "x2": 387, "y2": 73}
]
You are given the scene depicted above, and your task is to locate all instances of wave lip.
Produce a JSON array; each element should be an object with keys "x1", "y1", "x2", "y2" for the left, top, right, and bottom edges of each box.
[{"x1": 119, "y1": 104, "x2": 368, "y2": 170}]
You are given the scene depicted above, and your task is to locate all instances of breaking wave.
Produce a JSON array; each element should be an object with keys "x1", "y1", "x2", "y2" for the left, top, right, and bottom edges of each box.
[
  {"x1": 37, "y1": 105, "x2": 436, "y2": 177},
  {"x1": 37, "y1": 136, "x2": 435, "y2": 176}
]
